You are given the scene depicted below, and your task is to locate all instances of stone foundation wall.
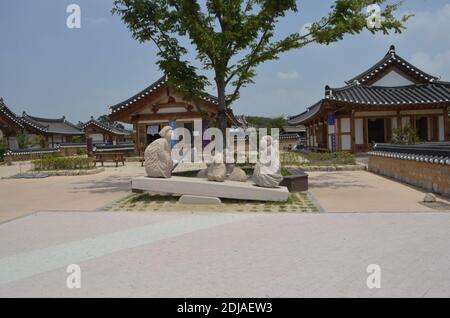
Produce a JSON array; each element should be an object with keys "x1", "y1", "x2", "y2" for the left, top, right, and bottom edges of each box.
[{"x1": 368, "y1": 156, "x2": 450, "y2": 196}]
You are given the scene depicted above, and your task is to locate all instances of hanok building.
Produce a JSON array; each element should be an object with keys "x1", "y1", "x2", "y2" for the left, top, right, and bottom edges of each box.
[
  {"x1": 108, "y1": 76, "x2": 240, "y2": 154},
  {"x1": 279, "y1": 126, "x2": 306, "y2": 151},
  {"x1": 82, "y1": 117, "x2": 129, "y2": 145},
  {"x1": 21, "y1": 112, "x2": 85, "y2": 148},
  {"x1": 288, "y1": 46, "x2": 450, "y2": 153},
  {"x1": 0, "y1": 98, "x2": 24, "y2": 149}
]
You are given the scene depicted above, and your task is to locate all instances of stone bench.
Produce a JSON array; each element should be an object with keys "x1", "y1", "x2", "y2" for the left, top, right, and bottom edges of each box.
[{"x1": 132, "y1": 176, "x2": 289, "y2": 202}]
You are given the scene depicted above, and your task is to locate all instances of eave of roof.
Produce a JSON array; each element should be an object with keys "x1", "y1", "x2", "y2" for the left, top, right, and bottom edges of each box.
[
  {"x1": 21, "y1": 112, "x2": 83, "y2": 135},
  {"x1": 288, "y1": 100, "x2": 324, "y2": 125},
  {"x1": 346, "y1": 45, "x2": 438, "y2": 85},
  {"x1": 0, "y1": 98, "x2": 24, "y2": 128},
  {"x1": 327, "y1": 82, "x2": 450, "y2": 106},
  {"x1": 82, "y1": 119, "x2": 128, "y2": 136},
  {"x1": 109, "y1": 76, "x2": 219, "y2": 115}
]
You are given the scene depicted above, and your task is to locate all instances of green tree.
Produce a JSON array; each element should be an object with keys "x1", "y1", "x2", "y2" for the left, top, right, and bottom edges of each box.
[
  {"x1": 245, "y1": 115, "x2": 287, "y2": 129},
  {"x1": 112, "y1": 0, "x2": 410, "y2": 140},
  {"x1": 31, "y1": 135, "x2": 48, "y2": 148},
  {"x1": 72, "y1": 136, "x2": 83, "y2": 144},
  {"x1": 16, "y1": 130, "x2": 30, "y2": 149},
  {"x1": 97, "y1": 115, "x2": 125, "y2": 130}
]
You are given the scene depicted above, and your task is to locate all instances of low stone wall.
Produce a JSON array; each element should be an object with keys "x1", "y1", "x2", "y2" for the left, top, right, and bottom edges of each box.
[
  {"x1": 284, "y1": 164, "x2": 366, "y2": 171},
  {"x1": 368, "y1": 156, "x2": 450, "y2": 196}
]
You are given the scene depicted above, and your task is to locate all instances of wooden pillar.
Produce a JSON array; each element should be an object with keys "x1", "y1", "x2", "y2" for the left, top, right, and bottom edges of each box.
[
  {"x1": 350, "y1": 111, "x2": 355, "y2": 153},
  {"x1": 133, "y1": 122, "x2": 139, "y2": 154},
  {"x1": 306, "y1": 125, "x2": 310, "y2": 148},
  {"x1": 397, "y1": 110, "x2": 401, "y2": 129},
  {"x1": 444, "y1": 106, "x2": 449, "y2": 141},
  {"x1": 336, "y1": 117, "x2": 341, "y2": 151}
]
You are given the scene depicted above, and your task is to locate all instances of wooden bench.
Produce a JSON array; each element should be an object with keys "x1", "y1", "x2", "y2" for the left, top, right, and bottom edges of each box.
[{"x1": 94, "y1": 153, "x2": 125, "y2": 167}]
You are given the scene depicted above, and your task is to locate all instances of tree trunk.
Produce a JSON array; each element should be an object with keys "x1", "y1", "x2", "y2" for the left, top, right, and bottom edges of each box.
[{"x1": 216, "y1": 76, "x2": 228, "y2": 149}]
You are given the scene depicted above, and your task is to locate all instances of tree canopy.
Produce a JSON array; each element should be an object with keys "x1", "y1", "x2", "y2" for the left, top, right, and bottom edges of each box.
[{"x1": 112, "y1": 0, "x2": 410, "y2": 133}]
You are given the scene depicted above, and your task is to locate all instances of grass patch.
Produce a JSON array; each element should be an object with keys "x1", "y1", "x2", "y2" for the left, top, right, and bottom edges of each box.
[
  {"x1": 108, "y1": 192, "x2": 319, "y2": 213},
  {"x1": 281, "y1": 151, "x2": 356, "y2": 167}
]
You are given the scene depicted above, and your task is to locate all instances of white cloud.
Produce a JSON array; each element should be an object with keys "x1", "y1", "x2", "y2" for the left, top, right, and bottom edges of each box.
[
  {"x1": 410, "y1": 50, "x2": 450, "y2": 80},
  {"x1": 406, "y1": 4, "x2": 450, "y2": 37},
  {"x1": 276, "y1": 71, "x2": 299, "y2": 81}
]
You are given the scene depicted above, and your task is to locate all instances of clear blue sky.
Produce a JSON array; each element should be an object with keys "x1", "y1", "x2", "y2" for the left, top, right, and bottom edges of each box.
[{"x1": 1, "y1": 0, "x2": 450, "y2": 123}]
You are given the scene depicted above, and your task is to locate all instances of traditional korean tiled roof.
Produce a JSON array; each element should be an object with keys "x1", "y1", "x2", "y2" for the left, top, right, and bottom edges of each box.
[
  {"x1": 109, "y1": 75, "x2": 242, "y2": 127},
  {"x1": 109, "y1": 76, "x2": 219, "y2": 114},
  {"x1": 326, "y1": 81, "x2": 450, "y2": 105},
  {"x1": 82, "y1": 117, "x2": 128, "y2": 136},
  {"x1": 369, "y1": 143, "x2": 450, "y2": 166},
  {"x1": 280, "y1": 133, "x2": 300, "y2": 140},
  {"x1": 21, "y1": 112, "x2": 83, "y2": 135},
  {"x1": 289, "y1": 46, "x2": 450, "y2": 126},
  {"x1": 288, "y1": 101, "x2": 323, "y2": 125},
  {"x1": 0, "y1": 98, "x2": 24, "y2": 128},
  {"x1": 346, "y1": 45, "x2": 438, "y2": 85},
  {"x1": 282, "y1": 126, "x2": 306, "y2": 133}
]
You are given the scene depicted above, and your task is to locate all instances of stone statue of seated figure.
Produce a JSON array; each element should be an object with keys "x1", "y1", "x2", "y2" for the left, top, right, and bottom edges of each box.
[
  {"x1": 144, "y1": 126, "x2": 174, "y2": 178},
  {"x1": 253, "y1": 135, "x2": 283, "y2": 188}
]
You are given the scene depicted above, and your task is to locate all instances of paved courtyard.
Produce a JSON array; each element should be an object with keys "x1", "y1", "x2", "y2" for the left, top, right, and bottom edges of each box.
[
  {"x1": 307, "y1": 171, "x2": 449, "y2": 213},
  {"x1": 1, "y1": 163, "x2": 448, "y2": 223},
  {"x1": 0, "y1": 211, "x2": 449, "y2": 297},
  {"x1": 0, "y1": 163, "x2": 449, "y2": 297}
]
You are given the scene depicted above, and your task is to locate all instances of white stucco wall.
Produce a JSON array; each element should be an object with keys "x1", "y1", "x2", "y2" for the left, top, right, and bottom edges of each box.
[
  {"x1": 341, "y1": 135, "x2": 351, "y2": 150},
  {"x1": 355, "y1": 118, "x2": 364, "y2": 145},
  {"x1": 438, "y1": 116, "x2": 445, "y2": 141},
  {"x1": 372, "y1": 70, "x2": 415, "y2": 87},
  {"x1": 340, "y1": 118, "x2": 351, "y2": 133},
  {"x1": 402, "y1": 117, "x2": 411, "y2": 127}
]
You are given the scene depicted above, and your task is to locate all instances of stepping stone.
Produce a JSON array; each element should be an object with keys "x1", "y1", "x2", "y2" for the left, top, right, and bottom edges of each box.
[{"x1": 179, "y1": 195, "x2": 222, "y2": 205}]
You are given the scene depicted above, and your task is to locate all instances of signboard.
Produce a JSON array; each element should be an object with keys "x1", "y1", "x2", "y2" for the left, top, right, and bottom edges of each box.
[{"x1": 328, "y1": 112, "x2": 337, "y2": 152}]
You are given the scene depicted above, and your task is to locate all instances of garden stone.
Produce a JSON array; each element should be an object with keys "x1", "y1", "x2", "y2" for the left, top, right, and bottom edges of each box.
[
  {"x1": 207, "y1": 153, "x2": 226, "y2": 182},
  {"x1": 228, "y1": 167, "x2": 247, "y2": 182},
  {"x1": 225, "y1": 163, "x2": 235, "y2": 175},
  {"x1": 197, "y1": 168, "x2": 208, "y2": 178},
  {"x1": 144, "y1": 126, "x2": 174, "y2": 178},
  {"x1": 424, "y1": 193, "x2": 437, "y2": 203}
]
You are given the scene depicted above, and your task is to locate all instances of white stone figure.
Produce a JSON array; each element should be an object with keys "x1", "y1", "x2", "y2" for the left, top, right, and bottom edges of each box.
[
  {"x1": 207, "y1": 153, "x2": 226, "y2": 182},
  {"x1": 144, "y1": 126, "x2": 174, "y2": 178},
  {"x1": 253, "y1": 135, "x2": 283, "y2": 188}
]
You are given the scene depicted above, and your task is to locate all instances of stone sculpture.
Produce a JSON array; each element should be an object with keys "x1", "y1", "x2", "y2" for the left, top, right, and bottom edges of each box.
[
  {"x1": 144, "y1": 126, "x2": 174, "y2": 178},
  {"x1": 253, "y1": 136, "x2": 283, "y2": 188}
]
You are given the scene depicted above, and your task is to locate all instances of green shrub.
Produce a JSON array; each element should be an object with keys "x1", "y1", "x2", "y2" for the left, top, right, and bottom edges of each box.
[
  {"x1": 390, "y1": 125, "x2": 420, "y2": 144},
  {"x1": 72, "y1": 136, "x2": 83, "y2": 144},
  {"x1": 16, "y1": 130, "x2": 30, "y2": 149},
  {"x1": 31, "y1": 135, "x2": 48, "y2": 148},
  {"x1": 32, "y1": 156, "x2": 94, "y2": 171},
  {"x1": 0, "y1": 139, "x2": 7, "y2": 162}
]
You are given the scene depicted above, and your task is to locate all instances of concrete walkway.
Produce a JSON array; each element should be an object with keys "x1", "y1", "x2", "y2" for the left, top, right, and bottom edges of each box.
[
  {"x1": 308, "y1": 170, "x2": 449, "y2": 212},
  {"x1": 0, "y1": 162, "x2": 145, "y2": 222},
  {"x1": 0, "y1": 211, "x2": 449, "y2": 297}
]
